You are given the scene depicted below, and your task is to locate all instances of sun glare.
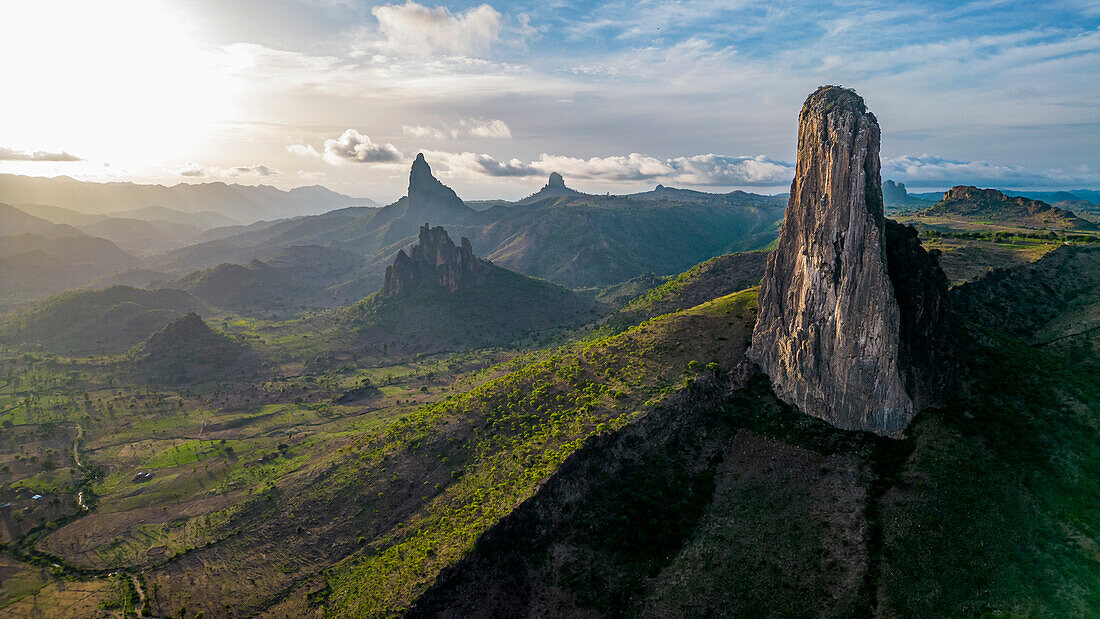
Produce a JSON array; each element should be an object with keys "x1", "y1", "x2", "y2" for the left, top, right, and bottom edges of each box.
[{"x1": 0, "y1": 0, "x2": 235, "y2": 168}]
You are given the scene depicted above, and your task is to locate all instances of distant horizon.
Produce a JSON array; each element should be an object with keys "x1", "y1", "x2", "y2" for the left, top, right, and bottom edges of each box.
[
  {"x1": 2, "y1": 1, "x2": 1097, "y2": 201},
  {"x1": 1, "y1": 169, "x2": 1097, "y2": 212}
]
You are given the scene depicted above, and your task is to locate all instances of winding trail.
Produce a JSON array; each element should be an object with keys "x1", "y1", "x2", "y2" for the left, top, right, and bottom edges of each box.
[
  {"x1": 131, "y1": 574, "x2": 147, "y2": 614},
  {"x1": 72, "y1": 424, "x2": 87, "y2": 510}
]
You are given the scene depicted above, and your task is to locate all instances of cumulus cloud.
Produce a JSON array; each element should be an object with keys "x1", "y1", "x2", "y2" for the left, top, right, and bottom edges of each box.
[
  {"x1": 322, "y1": 129, "x2": 405, "y2": 164},
  {"x1": 286, "y1": 143, "x2": 321, "y2": 158},
  {"x1": 424, "y1": 150, "x2": 537, "y2": 177},
  {"x1": 422, "y1": 150, "x2": 1096, "y2": 190},
  {"x1": 422, "y1": 150, "x2": 793, "y2": 186},
  {"x1": 402, "y1": 125, "x2": 451, "y2": 139},
  {"x1": 372, "y1": 2, "x2": 502, "y2": 56},
  {"x1": 228, "y1": 165, "x2": 280, "y2": 177},
  {"x1": 176, "y1": 162, "x2": 207, "y2": 177},
  {"x1": 173, "y1": 162, "x2": 281, "y2": 179},
  {"x1": 402, "y1": 118, "x2": 512, "y2": 140},
  {"x1": 462, "y1": 118, "x2": 511, "y2": 138},
  {"x1": 0, "y1": 147, "x2": 81, "y2": 162},
  {"x1": 882, "y1": 154, "x2": 1094, "y2": 188}
]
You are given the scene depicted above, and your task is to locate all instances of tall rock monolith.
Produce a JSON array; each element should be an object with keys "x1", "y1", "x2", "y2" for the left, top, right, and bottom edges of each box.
[{"x1": 747, "y1": 86, "x2": 949, "y2": 436}]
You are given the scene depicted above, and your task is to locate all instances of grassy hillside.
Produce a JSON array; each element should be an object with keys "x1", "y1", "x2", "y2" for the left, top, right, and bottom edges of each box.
[
  {"x1": 4, "y1": 242, "x2": 1099, "y2": 617},
  {"x1": 401, "y1": 245, "x2": 1100, "y2": 618},
  {"x1": 339, "y1": 263, "x2": 600, "y2": 356},
  {"x1": 133, "y1": 312, "x2": 260, "y2": 385},
  {"x1": 309, "y1": 289, "x2": 758, "y2": 617},
  {"x1": 0, "y1": 286, "x2": 211, "y2": 354},
  {"x1": 602, "y1": 250, "x2": 768, "y2": 333},
  {"x1": 173, "y1": 245, "x2": 368, "y2": 317}
]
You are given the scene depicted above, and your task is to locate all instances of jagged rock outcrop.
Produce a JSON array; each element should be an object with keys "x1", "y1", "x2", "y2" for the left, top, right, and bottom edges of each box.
[
  {"x1": 376, "y1": 154, "x2": 475, "y2": 227},
  {"x1": 748, "y1": 86, "x2": 950, "y2": 436},
  {"x1": 882, "y1": 180, "x2": 929, "y2": 211},
  {"x1": 925, "y1": 186, "x2": 1092, "y2": 229},
  {"x1": 381, "y1": 223, "x2": 482, "y2": 297},
  {"x1": 409, "y1": 153, "x2": 464, "y2": 209}
]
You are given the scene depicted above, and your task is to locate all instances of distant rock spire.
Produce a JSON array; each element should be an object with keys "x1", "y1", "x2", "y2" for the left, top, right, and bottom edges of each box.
[
  {"x1": 517, "y1": 171, "x2": 582, "y2": 204},
  {"x1": 400, "y1": 153, "x2": 473, "y2": 221},
  {"x1": 747, "y1": 86, "x2": 950, "y2": 436},
  {"x1": 381, "y1": 223, "x2": 481, "y2": 297}
]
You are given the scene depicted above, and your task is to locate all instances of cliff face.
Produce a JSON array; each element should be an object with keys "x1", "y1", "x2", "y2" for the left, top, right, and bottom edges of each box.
[
  {"x1": 748, "y1": 86, "x2": 949, "y2": 436},
  {"x1": 381, "y1": 223, "x2": 481, "y2": 297}
]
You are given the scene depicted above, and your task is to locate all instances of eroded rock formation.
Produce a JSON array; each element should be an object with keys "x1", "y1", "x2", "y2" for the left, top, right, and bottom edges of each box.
[
  {"x1": 381, "y1": 223, "x2": 481, "y2": 297},
  {"x1": 748, "y1": 86, "x2": 949, "y2": 436}
]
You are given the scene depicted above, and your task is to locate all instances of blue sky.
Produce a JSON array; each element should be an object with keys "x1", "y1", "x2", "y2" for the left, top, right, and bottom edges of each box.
[{"x1": 1, "y1": 0, "x2": 1098, "y2": 201}]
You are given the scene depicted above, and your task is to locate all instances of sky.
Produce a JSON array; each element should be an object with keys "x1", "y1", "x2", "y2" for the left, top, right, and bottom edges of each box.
[{"x1": 1, "y1": 0, "x2": 1099, "y2": 202}]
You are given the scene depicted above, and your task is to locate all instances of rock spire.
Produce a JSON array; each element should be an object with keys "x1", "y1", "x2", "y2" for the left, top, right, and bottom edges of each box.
[
  {"x1": 747, "y1": 86, "x2": 950, "y2": 436},
  {"x1": 381, "y1": 223, "x2": 480, "y2": 297}
]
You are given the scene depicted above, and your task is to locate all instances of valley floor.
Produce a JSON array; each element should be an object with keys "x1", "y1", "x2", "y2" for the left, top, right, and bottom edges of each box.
[{"x1": 0, "y1": 246, "x2": 1098, "y2": 618}]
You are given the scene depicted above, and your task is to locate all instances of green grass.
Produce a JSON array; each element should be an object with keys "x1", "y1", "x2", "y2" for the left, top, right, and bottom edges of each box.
[
  {"x1": 321, "y1": 289, "x2": 757, "y2": 615},
  {"x1": 876, "y1": 323, "x2": 1100, "y2": 616}
]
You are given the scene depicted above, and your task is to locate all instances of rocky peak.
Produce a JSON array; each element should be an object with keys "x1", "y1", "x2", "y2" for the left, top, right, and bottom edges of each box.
[
  {"x1": 408, "y1": 153, "x2": 463, "y2": 207},
  {"x1": 930, "y1": 185, "x2": 1088, "y2": 227},
  {"x1": 517, "y1": 172, "x2": 582, "y2": 204},
  {"x1": 747, "y1": 86, "x2": 950, "y2": 436},
  {"x1": 938, "y1": 186, "x2": 1056, "y2": 214},
  {"x1": 882, "y1": 179, "x2": 907, "y2": 198},
  {"x1": 381, "y1": 223, "x2": 481, "y2": 297}
]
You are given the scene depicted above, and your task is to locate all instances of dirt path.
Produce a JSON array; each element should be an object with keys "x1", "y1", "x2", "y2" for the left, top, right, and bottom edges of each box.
[
  {"x1": 72, "y1": 424, "x2": 87, "y2": 511},
  {"x1": 131, "y1": 574, "x2": 147, "y2": 614}
]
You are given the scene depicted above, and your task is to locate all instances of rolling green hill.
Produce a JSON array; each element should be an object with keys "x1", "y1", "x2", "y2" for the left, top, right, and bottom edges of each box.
[
  {"x1": 0, "y1": 286, "x2": 211, "y2": 354},
  {"x1": 602, "y1": 250, "x2": 769, "y2": 333},
  {"x1": 3, "y1": 242, "x2": 1100, "y2": 617},
  {"x1": 133, "y1": 312, "x2": 260, "y2": 385},
  {"x1": 153, "y1": 157, "x2": 785, "y2": 293}
]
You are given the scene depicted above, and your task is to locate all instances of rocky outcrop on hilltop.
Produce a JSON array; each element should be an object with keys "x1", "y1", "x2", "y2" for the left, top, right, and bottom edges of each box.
[
  {"x1": 924, "y1": 186, "x2": 1093, "y2": 229},
  {"x1": 381, "y1": 224, "x2": 483, "y2": 297},
  {"x1": 882, "y1": 180, "x2": 929, "y2": 211},
  {"x1": 517, "y1": 172, "x2": 583, "y2": 204},
  {"x1": 748, "y1": 86, "x2": 950, "y2": 436}
]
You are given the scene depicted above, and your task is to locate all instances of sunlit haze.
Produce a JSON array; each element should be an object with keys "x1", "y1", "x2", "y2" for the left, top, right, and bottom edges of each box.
[{"x1": 2, "y1": 0, "x2": 1099, "y2": 202}]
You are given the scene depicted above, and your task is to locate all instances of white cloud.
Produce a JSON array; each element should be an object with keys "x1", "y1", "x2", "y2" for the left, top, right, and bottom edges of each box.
[
  {"x1": 286, "y1": 143, "x2": 321, "y2": 158},
  {"x1": 228, "y1": 164, "x2": 280, "y2": 177},
  {"x1": 424, "y1": 150, "x2": 537, "y2": 177},
  {"x1": 402, "y1": 124, "x2": 450, "y2": 139},
  {"x1": 175, "y1": 162, "x2": 208, "y2": 177},
  {"x1": 461, "y1": 118, "x2": 512, "y2": 138},
  {"x1": 297, "y1": 170, "x2": 328, "y2": 181},
  {"x1": 401, "y1": 118, "x2": 512, "y2": 140},
  {"x1": 0, "y1": 147, "x2": 81, "y2": 162},
  {"x1": 417, "y1": 150, "x2": 1100, "y2": 190},
  {"x1": 173, "y1": 162, "x2": 281, "y2": 179},
  {"x1": 882, "y1": 154, "x2": 1095, "y2": 188},
  {"x1": 421, "y1": 150, "x2": 793, "y2": 186},
  {"x1": 322, "y1": 129, "x2": 405, "y2": 164},
  {"x1": 371, "y1": 2, "x2": 502, "y2": 57}
]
